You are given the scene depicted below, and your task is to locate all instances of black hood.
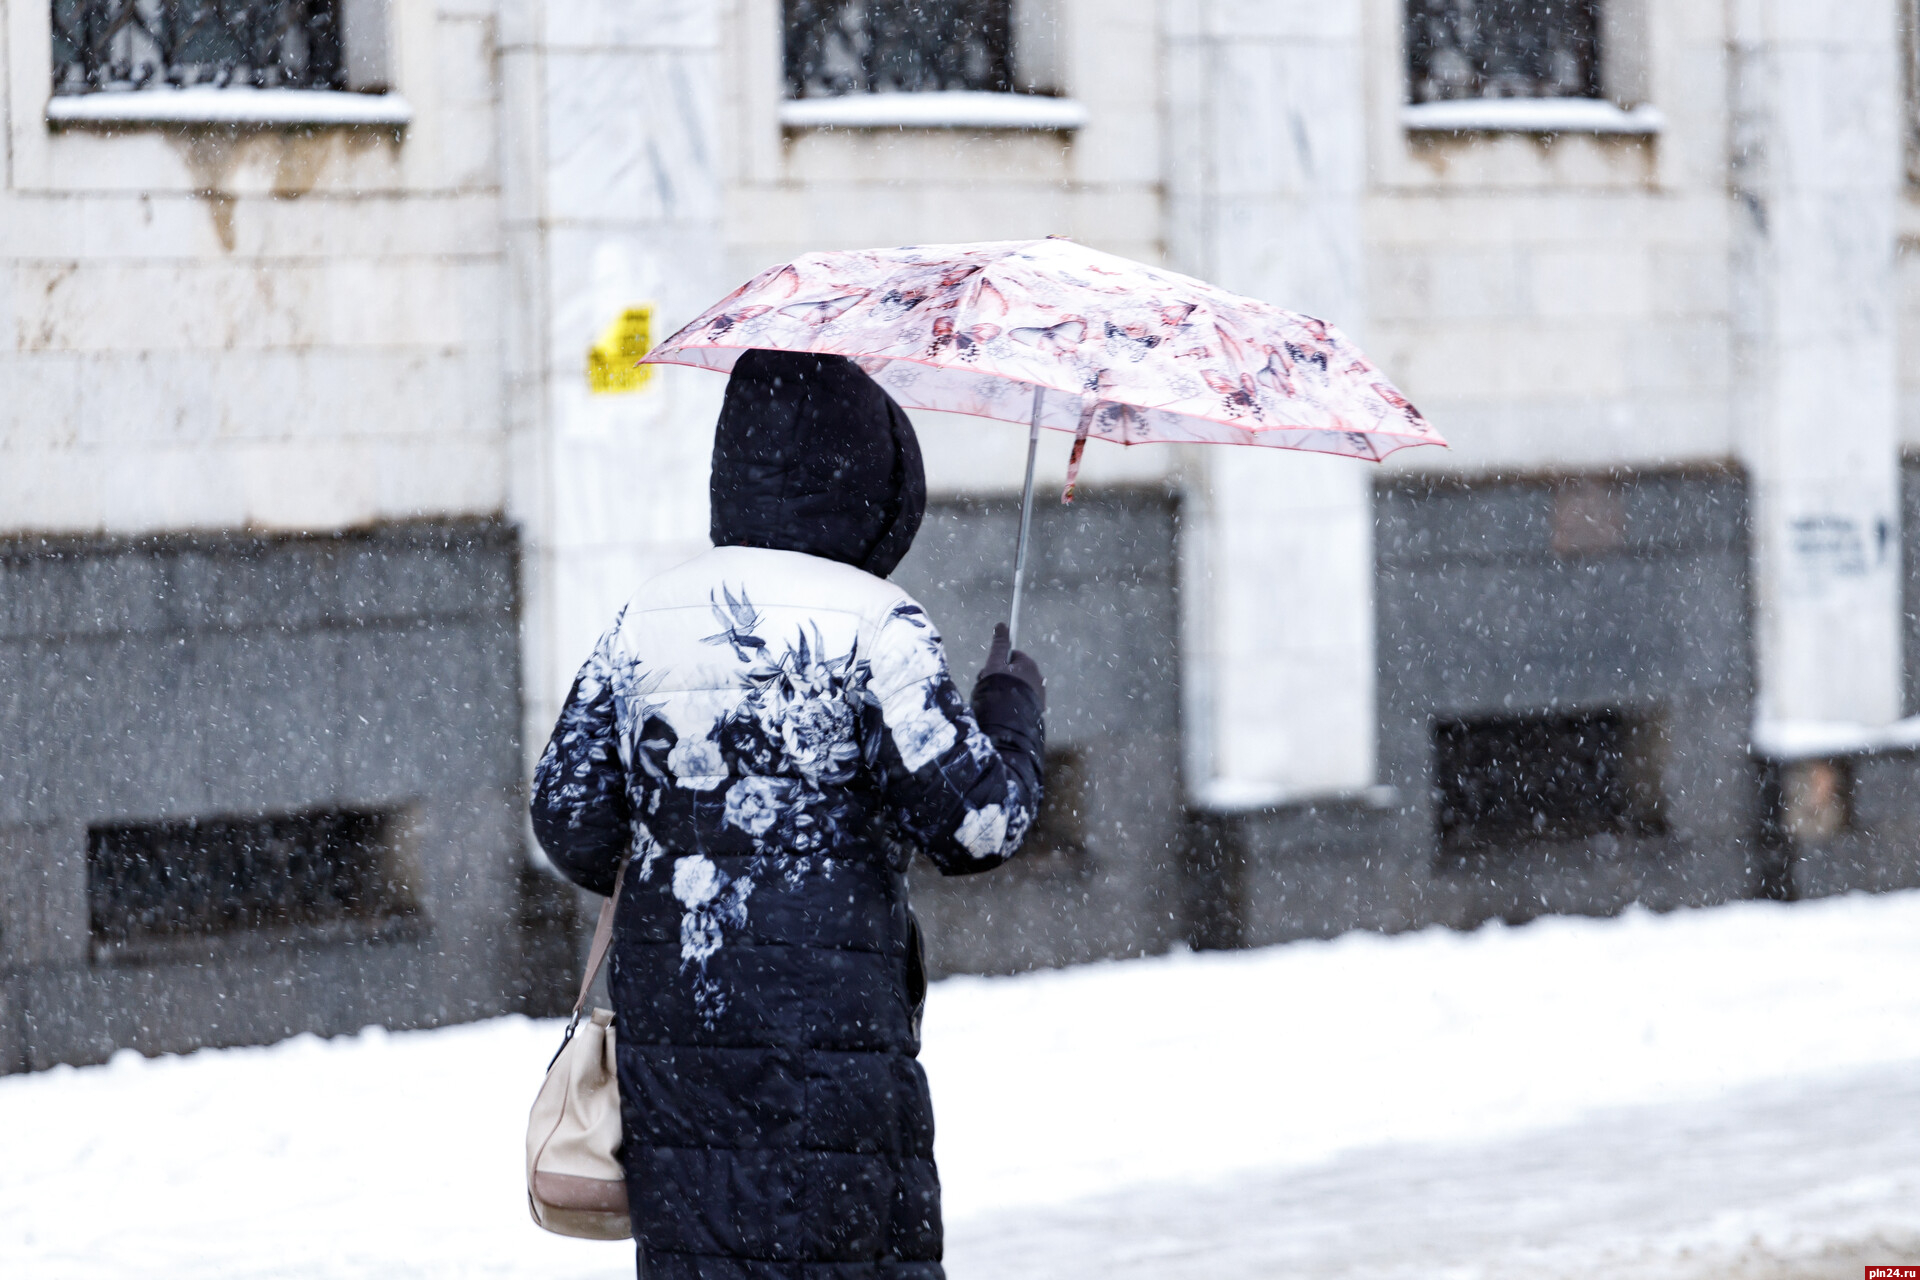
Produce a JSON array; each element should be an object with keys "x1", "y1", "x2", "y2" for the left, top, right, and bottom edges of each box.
[{"x1": 710, "y1": 349, "x2": 926, "y2": 579}]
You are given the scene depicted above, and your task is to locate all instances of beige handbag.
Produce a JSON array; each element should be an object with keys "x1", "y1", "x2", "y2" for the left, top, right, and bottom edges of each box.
[{"x1": 526, "y1": 864, "x2": 631, "y2": 1240}]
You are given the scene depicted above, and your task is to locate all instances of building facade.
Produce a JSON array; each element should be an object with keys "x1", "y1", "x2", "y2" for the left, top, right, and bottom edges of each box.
[{"x1": 4, "y1": 0, "x2": 1919, "y2": 1069}]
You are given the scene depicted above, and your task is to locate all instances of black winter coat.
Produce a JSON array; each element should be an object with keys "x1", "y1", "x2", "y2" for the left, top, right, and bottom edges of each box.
[{"x1": 532, "y1": 352, "x2": 1045, "y2": 1280}]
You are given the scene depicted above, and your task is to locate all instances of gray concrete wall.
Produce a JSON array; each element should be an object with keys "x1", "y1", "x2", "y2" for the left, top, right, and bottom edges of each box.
[
  {"x1": 1207, "y1": 469, "x2": 1768, "y2": 946},
  {"x1": 1903, "y1": 456, "x2": 1920, "y2": 720},
  {"x1": 0, "y1": 519, "x2": 566, "y2": 1073},
  {"x1": 893, "y1": 490, "x2": 1186, "y2": 976},
  {"x1": 1778, "y1": 457, "x2": 1920, "y2": 902},
  {"x1": 1744, "y1": 458, "x2": 1920, "y2": 902},
  {"x1": 894, "y1": 471, "x2": 1909, "y2": 967}
]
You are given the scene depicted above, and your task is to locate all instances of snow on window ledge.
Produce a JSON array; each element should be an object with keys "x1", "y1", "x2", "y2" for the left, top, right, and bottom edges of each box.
[
  {"x1": 47, "y1": 87, "x2": 413, "y2": 127},
  {"x1": 1193, "y1": 779, "x2": 1401, "y2": 815},
  {"x1": 1751, "y1": 717, "x2": 1920, "y2": 762},
  {"x1": 1402, "y1": 98, "x2": 1664, "y2": 135},
  {"x1": 779, "y1": 91, "x2": 1087, "y2": 131}
]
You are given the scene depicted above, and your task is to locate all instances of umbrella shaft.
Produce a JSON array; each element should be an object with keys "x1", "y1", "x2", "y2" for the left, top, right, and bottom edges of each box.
[{"x1": 1010, "y1": 387, "x2": 1043, "y2": 650}]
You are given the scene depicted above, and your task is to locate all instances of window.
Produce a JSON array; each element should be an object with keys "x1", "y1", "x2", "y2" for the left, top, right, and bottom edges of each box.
[
  {"x1": 1771, "y1": 758, "x2": 1853, "y2": 845},
  {"x1": 1433, "y1": 710, "x2": 1663, "y2": 853},
  {"x1": 88, "y1": 807, "x2": 414, "y2": 959},
  {"x1": 784, "y1": 0, "x2": 1013, "y2": 98},
  {"x1": 51, "y1": 0, "x2": 344, "y2": 95},
  {"x1": 1406, "y1": 0, "x2": 1600, "y2": 103},
  {"x1": 1019, "y1": 745, "x2": 1090, "y2": 874}
]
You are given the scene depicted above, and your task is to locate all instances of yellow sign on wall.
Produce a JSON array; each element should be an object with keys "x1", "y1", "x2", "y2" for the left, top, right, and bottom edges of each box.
[{"x1": 587, "y1": 305, "x2": 655, "y2": 394}]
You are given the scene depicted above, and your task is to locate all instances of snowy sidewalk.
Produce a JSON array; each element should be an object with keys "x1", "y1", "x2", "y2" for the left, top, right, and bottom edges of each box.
[
  {"x1": 5, "y1": 892, "x2": 1920, "y2": 1278},
  {"x1": 947, "y1": 1061, "x2": 1920, "y2": 1279}
]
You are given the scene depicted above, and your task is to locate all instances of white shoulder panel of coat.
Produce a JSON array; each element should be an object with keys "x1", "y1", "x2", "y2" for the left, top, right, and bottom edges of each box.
[{"x1": 623, "y1": 546, "x2": 924, "y2": 634}]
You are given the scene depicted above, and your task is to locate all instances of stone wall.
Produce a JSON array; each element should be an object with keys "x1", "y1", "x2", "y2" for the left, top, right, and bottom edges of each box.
[
  {"x1": 1790, "y1": 458, "x2": 1920, "y2": 902},
  {"x1": 0, "y1": 0, "x2": 509, "y2": 536},
  {"x1": 499, "y1": 0, "x2": 729, "y2": 783},
  {"x1": 893, "y1": 490, "x2": 1185, "y2": 975},
  {"x1": 0, "y1": 520, "x2": 562, "y2": 1073},
  {"x1": 1199, "y1": 469, "x2": 1765, "y2": 946},
  {"x1": 1903, "y1": 229, "x2": 1920, "y2": 449},
  {"x1": 1165, "y1": 0, "x2": 1379, "y2": 808},
  {"x1": 1363, "y1": 0, "x2": 1736, "y2": 480}
]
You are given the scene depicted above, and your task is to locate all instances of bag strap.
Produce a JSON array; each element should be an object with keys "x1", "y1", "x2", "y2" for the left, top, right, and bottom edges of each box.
[{"x1": 572, "y1": 860, "x2": 628, "y2": 1020}]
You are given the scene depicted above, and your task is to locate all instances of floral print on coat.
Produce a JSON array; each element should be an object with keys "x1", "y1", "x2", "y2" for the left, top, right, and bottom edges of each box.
[{"x1": 531, "y1": 545, "x2": 1043, "y2": 1027}]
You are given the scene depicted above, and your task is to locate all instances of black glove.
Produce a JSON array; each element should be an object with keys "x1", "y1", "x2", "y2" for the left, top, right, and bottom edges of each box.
[{"x1": 978, "y1": 622, "x2": 1044, "y2": 711}]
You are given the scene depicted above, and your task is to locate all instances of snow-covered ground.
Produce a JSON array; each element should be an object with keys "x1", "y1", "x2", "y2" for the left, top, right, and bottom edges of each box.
[{"x1": 5, "y1": 892, "x2": 1919, "y2": 1278}]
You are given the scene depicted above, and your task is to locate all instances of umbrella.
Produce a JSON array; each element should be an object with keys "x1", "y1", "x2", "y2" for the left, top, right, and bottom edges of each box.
[{"x1": 643, "y1": 238, "x2": 1446, "y2": 646}]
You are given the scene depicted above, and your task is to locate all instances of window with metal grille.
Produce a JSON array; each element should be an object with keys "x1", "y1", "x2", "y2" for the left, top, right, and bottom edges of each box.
[
  {"x1": 1406, "y1": 0, "x2": 1601, "y2": 103},
  {"x1": 51, "y1": 0, "x2": 345, "y2": 95},
  {"x1": 784, "y1": 0, "x2": 1013, "y2": 98},
  {"x1": 1433, "y1": 709, "x2": 1663, "y2": 853},
  {"x1": 88, "y1": 808, "x2": 413, "y2": 956}
]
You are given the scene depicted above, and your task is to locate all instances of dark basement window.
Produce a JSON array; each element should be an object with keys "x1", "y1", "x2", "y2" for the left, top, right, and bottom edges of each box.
[
  {"x1": 1020, "y1": 745, "x2": 1090, "y2": 874},
  {"x1": 1433, "y1": 709, "x2": 1663, "y2": 854},
  {"x1": 88, "y1": 807, "x2": 415, "y2": 961}
]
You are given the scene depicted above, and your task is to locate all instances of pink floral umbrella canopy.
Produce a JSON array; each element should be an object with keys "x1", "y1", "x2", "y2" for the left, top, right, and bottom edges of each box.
[
  {"x1": 644, "y1": 237, "x2": 1445, "y2": 644},
  {"x1": 643, "y1": 237, "x2": 1446, "y2": 463}
]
